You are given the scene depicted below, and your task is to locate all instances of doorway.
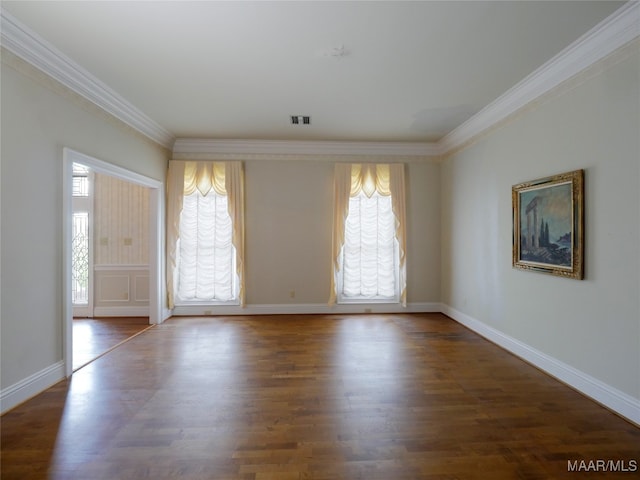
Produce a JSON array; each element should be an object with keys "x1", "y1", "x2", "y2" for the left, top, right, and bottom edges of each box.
[{"x1": 63, "y1": 148, "x2": 164, "y2": 376}]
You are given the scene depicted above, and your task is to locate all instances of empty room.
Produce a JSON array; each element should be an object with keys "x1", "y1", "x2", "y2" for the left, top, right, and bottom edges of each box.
[{"x1": 1, "y1": 1, "x2": 639, "y2": 479}]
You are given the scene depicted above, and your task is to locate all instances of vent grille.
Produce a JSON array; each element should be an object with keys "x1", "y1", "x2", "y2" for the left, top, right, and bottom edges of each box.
[{"x1": 291, "y1": 115, "x2": 311, "y2": 125}]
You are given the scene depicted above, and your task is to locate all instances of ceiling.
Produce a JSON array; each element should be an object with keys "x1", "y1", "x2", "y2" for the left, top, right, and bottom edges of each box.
[{"x1": 1, "y1": 1, "x2": 627, "y2": 146}]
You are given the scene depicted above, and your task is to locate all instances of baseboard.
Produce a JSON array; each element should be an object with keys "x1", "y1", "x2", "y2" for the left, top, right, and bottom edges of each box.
[
  {"x1": 171, "y1": 302, "x2": 442, "y2": 317},
  {"x1": 1, "y1": 361, "x2": 65, "y2": 414},
  {"x1": 93, "y1": 306, "x2": 149, "y2": 317},
  {"x1": 8, "y1": 305, "x2": 636, "y2": 425},
  {"x1": 441, "y1": 304, "x2": 640, "y2": 426}
]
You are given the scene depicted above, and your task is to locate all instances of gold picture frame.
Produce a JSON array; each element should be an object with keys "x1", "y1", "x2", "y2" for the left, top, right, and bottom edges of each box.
[{"x1": 512, "y1": 169, "x2": 584, "y2": 279}]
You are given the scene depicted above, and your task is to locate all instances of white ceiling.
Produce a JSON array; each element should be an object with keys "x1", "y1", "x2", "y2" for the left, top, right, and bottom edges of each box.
[{"x1": 1, "y1": 1, "x2": 627, "y2": 145}]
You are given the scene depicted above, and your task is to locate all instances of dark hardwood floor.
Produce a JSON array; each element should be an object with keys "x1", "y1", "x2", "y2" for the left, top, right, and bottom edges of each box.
[
  {"x1": 2, "y1": 313, "x2": 638, "y2": 479},
  {"x1": 73, "y1": 317, "x2": 152, "y2": 370}
]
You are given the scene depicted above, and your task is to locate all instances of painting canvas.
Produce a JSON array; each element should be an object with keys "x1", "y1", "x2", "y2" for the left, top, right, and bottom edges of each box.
[{"x1": 512, "y1": 169, "x2": 584, "y2": 279}]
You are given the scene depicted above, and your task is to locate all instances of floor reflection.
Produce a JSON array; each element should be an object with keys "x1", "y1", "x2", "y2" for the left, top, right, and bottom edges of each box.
[
  {"x1": 3, "y1": 314, "x2": 638, "y2": 480},
  {"x1": 73, "y1": 317, "x2": 151, "y2": 370},
  {"x1": 332, "y1": 316, "x2": 411, "y2": 444}
]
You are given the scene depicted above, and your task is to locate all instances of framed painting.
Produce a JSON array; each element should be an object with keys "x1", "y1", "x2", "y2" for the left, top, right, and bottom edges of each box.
[{"x1": 512, "y1": 169, "x2": 584, "y2": 279}]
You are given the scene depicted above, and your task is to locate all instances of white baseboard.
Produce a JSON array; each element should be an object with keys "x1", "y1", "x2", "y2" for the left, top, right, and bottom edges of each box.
[
  {"x1": 171, "y1": 302, "x2": 441, "y2": 317},
  {"x1": 441, "y1": 304, "x2": 640, "y2": 427},
  {"x1": 6, "y1": 305, "x2": 637, "y2": 426},
  {"x1": 1, "y1": 361, "x2": 65, "y2": 414},
  {"x1": 93, "y1": 306, "x2": 149, "y2": 317},
  {"x1": 162, "y1": 307, "x2": 173, "y2": 322}
]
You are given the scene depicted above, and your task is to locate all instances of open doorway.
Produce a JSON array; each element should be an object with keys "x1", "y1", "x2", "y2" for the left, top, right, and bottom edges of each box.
[
  {"x1": 63, "y1": 148, "x2": 164, "y2": 376},
  {"x1": 71, "y1": 164, "x2": 154, "y2": 370}
]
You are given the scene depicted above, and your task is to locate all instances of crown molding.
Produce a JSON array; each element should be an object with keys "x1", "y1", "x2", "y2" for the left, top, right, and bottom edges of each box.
[
  {"x1": 2, "y1": 3, "x2": 637, "y2": 157},
  {"x1": 172, "y1": 3, "x2": 640, "y2": 159},
  {"x1": 439, "y1": 1, "x2": 640, "y2": 155},
  {"x1": 0, "y1": 9, "x2": 175, "y2": 149},
  {"x1": 172, "y1": 138, "x2": 444, "y2": 157}
]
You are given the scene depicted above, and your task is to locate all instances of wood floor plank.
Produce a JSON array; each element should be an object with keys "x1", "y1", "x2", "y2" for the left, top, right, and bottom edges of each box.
[
  {"x1": 2, "y1": 313, "x2": 638, "y2": 479},
  {"x1": 73, "y1": 316, "x2": 152, "y2": 370}
]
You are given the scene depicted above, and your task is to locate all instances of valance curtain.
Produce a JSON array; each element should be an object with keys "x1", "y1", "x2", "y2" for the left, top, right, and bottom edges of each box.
[
  {"x1": 167, "y1": 161, "x2": 245, "y2": 308},
  {"x1": 329, "y1": 163, "x2": 407, "y2": 305}
]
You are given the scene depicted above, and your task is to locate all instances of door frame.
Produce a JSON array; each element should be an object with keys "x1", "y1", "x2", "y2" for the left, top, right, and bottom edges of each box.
[{"x1": 62, "y1": 148, "x2": 164, "y2": 377}]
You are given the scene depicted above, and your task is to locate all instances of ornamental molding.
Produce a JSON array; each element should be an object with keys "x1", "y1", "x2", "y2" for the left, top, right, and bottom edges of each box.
[
  {"x1": 2, "y1": 3, "x2": 637, "y2": 156},
  {"x1": 0, "y1": 9, "x2": 175, "y2": 148},
  {"x1": 439, "y1": 1, "x2": 640, "y2": 154},
  {"x1": 172, "y1": 139, "x2": 443, "y2": 157}
]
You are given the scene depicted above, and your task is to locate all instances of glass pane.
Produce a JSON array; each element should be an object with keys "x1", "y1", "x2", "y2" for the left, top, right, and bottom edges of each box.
[
  {"x1": 72, "y1": 212, "x2": 89, "y2": 305},
  {"x1": 342, "y1": 192, "x2": 396, "y2": 299},
  {"x1": 177, "y1": 190, "x2": 236, "y2": 302},
  {"x1": 72, "y1": 163, "x2": 89, "y2": 197}
]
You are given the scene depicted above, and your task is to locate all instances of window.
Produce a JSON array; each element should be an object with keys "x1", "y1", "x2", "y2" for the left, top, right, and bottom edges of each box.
[
  {"x1": 330, "y1": 163, "x2": 407, "y2": 305},
  {"x1": 72, "y1": 163, "x2": 90, "y2": 196},
  {"x1": 340, "y1": 190, "x2": 398, "y2": 302},
  {"x1": 167, "y1": 161, "x2": 245, "y2": 307},
  {"x1": 176, "y1": 189, "x2": 237, "y2": 303},
  {"x1": 71, "y1": 163, "x2": 91, "y2": 307}
]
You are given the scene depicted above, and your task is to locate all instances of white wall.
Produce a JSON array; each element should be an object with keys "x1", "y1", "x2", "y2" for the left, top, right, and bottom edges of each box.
[
  {"x1": 441, "y1": 44, "x2": 639, "y2": 413},
  {"x1": 0, "y1": 51, "x2": 168, "y2": 404},
  {"x1": 169, "y1": 155, "x2": 441, "y2": 314},
  {"x1": 244, "y1": 158, "x2": 441, "y2": 306}
]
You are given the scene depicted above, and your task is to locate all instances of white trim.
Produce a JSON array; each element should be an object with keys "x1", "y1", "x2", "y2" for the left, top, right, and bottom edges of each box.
[
  {"x1": 171, "y1": 302, "x2": 441, "y2": 317},
  {"x1": 2, "y1": 3, "x2": 636, "y2": 158},
  {"x1": 65, "y1": 149, "x2": 162, "y2": 189},
  {"x1": 172, "y1": 139, "x2": 443, "y2": 157},
  {"x1": 93, "y1": 306, "x2": 150, "y2": 317},
  {"x1": 171, "y1": 0, "x2": 639, "y2": 159},
  {"x1": 148, "y1": 187, "x2": 164, "y2": 325},
  {"x1": 94, "y1": 264, "x2": 149, "y2": 271},
  {"x1": 1, "y1": 361, "x2": 65, "y2": 414},
  {"x1": 441, "y1": 304, "x2": 640, "y2": 427},
  {"x1": 0, "y1": 9, "x2": 174, "y2": 149},
  {"x1": 439, "y1": 1, "x2": 640, "y2": 154},
  {"x1": 62, "y1": 156, "x2": 74, "y2": 376}
]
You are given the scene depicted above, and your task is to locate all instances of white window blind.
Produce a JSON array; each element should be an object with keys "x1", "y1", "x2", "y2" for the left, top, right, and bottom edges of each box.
[
  {"x1": 167, "y1": 161, "x2": 245, "y2": 308},
  {"x1": 176, "y1": 189, "x2": 237, "y2": 303},
  {"x1": 341, "y1": 191, "x2": 398, "y2": 301},
  {"x1": 330, "y1": 163, "x2": 407, "y2": 306}
]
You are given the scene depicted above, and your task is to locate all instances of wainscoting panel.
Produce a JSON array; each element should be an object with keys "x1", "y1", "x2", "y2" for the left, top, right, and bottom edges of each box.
[
  {"x1": 94, "y1": 265, "x2": 149, "y2": 317},
  {"x1": 134, "y1": 275, "x2": 150, "y2": 302},
  {"x1": 98, "y1": 275, "x2": 129, "y2": 302}
]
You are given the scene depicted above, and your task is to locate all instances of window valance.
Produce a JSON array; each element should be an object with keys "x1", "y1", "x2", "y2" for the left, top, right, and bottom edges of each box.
[
  {"x1": 330, "y1": 163, "x2": 407, "y2": 306},
  {"x1": 183, "y1": 161, "x2": 227, "y2": 196},
  {"x1": 167, "y1": 160, "x2": 245, "y2": 308}
]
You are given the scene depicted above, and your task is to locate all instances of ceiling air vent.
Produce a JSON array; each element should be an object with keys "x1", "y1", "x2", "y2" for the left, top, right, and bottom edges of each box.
[{"x1": 291, "y1": 115, "x2": 311, "y2": 125}]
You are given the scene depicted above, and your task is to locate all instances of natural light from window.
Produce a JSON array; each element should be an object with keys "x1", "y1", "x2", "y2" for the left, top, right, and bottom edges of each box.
[
  {"x1": 339, "y1": 190, "x2": 399, "y2": 303},
  {"x1": 176, "y1": 189, "x2": 238, "y2": 304}
]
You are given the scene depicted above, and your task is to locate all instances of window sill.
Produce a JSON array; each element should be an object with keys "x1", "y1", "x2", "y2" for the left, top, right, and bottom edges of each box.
[{"x1": 337, "y1": 297, "x2": 400, "y2": 305}]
